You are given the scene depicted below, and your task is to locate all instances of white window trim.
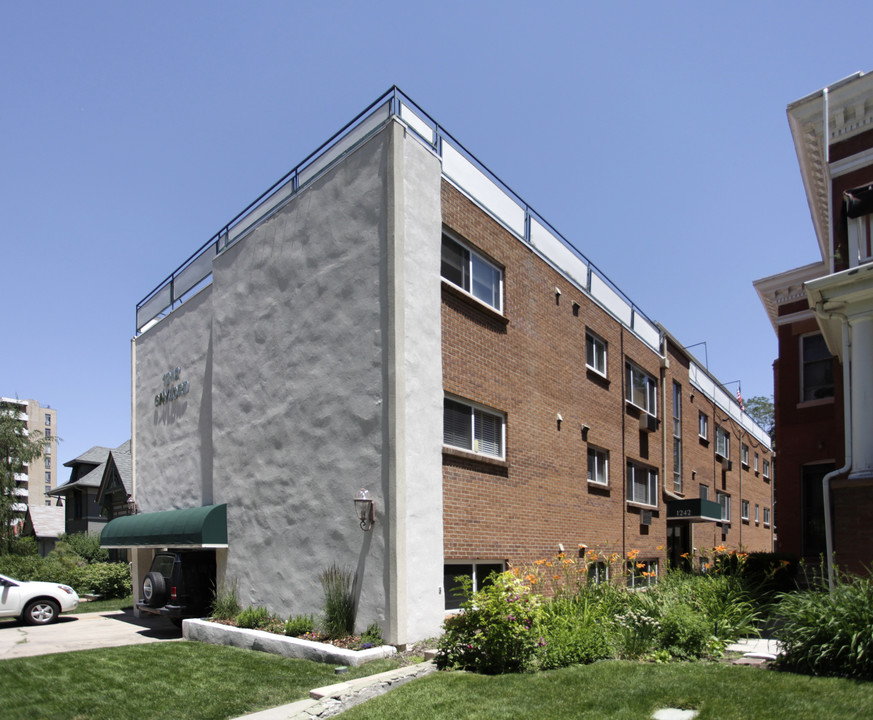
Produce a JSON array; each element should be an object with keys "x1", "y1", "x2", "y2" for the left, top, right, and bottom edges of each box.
[
  {"x1": 755, "y1": 504, "x2": 760, "y2": 524},
  {"x1": 587, "y1": 446, "x2": 609, "y2": 486},
  {"x1": 444, "y1": 560, "x2": 505, "y2": 612},
  {"x1": 741, "y1": 444, "x2": 750, "y2": 467},
  {"x1": 441, "y1": 232, "x2": 504, "y2": 313},
  {"x1": 626, "y1": 461, "x2": 658, "y2": 508},
  {"x1": 741, "y1": 499, "x2": 750, "y2": 521},
  {"x1": 717, "y1": 491, "x2": 731, "y2": 523},
  {"x1": 627, "y1": 559, "x2": 658, "y2": 588},
  {"x1": 763, "y1": 507, "x2": 771, "y2": 527},
  {"x1": 715, "y1": 426, "x2": 730, "y2": 460},
  {"x1": 585, "y1": 331, "x2": 608, "y2": 378},
  {"x1": 698, "y1": 412, "x2": 709, "y2": 440},
  {"x1": 763, "y1": 459, "x2": 771, "y2": 479},
  {"x1": 443, "y1": 395, "x2": 506, "y2": 460},
  {"x1": 625, "y1": 362, "x2": 657, "y2": 416}
]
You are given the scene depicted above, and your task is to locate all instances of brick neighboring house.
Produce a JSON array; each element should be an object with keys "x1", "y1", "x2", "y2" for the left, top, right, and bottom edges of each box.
[
  {"x1": 755, "y1": 70, "x2": 873, "y2": 578},
  {"x1": 105, "y1": 88, "x2": 773, "y2": 644}
]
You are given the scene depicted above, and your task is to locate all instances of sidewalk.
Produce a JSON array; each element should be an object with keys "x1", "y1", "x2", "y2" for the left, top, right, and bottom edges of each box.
[{"x1": 233, "y1": 661, "x2": 437, "y2": 720}]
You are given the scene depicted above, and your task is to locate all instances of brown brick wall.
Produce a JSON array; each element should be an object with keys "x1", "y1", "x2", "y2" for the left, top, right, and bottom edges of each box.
[{"x1": 440, "y1": 181, "x2": 773, "y2": 575}]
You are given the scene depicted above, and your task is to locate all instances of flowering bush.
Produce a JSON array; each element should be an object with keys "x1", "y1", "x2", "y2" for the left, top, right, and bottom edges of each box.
[{"x1": 437, "y1": 570, "x2": 544, "y2": 674}]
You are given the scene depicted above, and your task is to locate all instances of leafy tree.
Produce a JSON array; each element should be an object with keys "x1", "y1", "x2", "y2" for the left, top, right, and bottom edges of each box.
[
  {"x1": 0, "y1": 404, "x2": 51, "y2": 554},
  {"x1": 744, "y1": 395, "x2": 775, "y2": 442}
]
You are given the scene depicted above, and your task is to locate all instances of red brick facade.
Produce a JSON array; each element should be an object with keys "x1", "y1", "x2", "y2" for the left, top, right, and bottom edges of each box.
[{"x1": 441, "y1": 181, "x2": 774, "y2": 579}]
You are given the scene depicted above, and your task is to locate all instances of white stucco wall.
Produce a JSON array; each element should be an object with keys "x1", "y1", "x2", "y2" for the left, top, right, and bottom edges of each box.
[
  {"x1": 132, "y1": 120, "x2": 445, "y2": 643},
  {"x1": 133, "y1": 285, "x2": 214, "y2": 512}
]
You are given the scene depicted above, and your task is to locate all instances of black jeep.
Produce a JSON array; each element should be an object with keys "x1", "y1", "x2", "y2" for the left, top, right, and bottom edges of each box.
[{"x1": 137, "y1": 550, "x2": 216, "y2": 626}]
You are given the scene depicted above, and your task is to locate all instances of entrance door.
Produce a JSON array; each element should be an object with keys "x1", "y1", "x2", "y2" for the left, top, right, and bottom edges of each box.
[{"x1": 666, "y1": 522, "x2": 691, "y2": 570}]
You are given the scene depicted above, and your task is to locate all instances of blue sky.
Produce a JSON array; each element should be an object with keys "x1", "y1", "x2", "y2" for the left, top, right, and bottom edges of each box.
[{"x1": 2, "y1": 1, "x2": 870, "y2": 466}]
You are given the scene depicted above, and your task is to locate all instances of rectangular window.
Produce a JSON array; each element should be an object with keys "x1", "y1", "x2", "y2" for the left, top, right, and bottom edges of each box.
[
  {"x1": 586, "y1": 331, "x2": 607, "y2": 376},
  {"x1": 755, "y1": 504, "x2": 760, "y2": 523},
  {"x1": 625, "y1": 362, "x2": 657, "y2": 415},
  {"x1": 45, "y1": 428, "x2": 51, "y2": 438},
  {"x1": 763, "y1": 459, "x2": 771, "y2": 479},
  {"x1": 443, "y1": 561, "x2": 503, "y2": 610},
  {"x1": 698, "y1": 412, "x2": 709, "y2": 440},
  {"x1": 45, "y1": 443, "x2": 51, "y2": 455},
  {"x1": 699, "y1": 484, "x2": 709, "y2": 502},
  {"x1": 741, "y1": 444, "x2": 749, "y2": 467},
  {"x1": 45, "y1": 414, "x2": 51, "y2": 426},
  {"x1": 443, "y1": 397, "x2": 505, "y2": 459},
  {"x1": 672, "y1": 383, "x2": 682, "y2": 493},
  {"x1": 627, "y1": 559, "x2": 658, "y2": 588},
  {"x1": 44, "y1": 456, "x2": 50, "y2": 468},
  {"x1": 45, "y1": 485, "x2": 51, "y2": 494},
  {"x1": 716, "y1": 426, "x2": 730, "y2": 459},
  {"x1": 717, "y1": 492, "x2": 731, "y2": 523},
  {"x1": 801, "y1": 333, "x2": 834, "y2": 402},
  {"x1": 587, "y1": 561, "x2": 609, "y2": 585},
  {"x1": 754, "y1": 453, "x2": 759, "y2": 473},
  {"x1": 626, "y1": 461, "x2": 658, "y2": 507},
  {"x1": 741, "y1": 499, "x2": 750, "y2": 521},
  {"x1": 441, "y1": 234, "x2": 503, "y2": 312},
  {"x1": 587, "y1": 447, "x2": 609, "y2": 486},
  {"x1": 763, "y1": 507, "x2": 771, "y2": 526},
  {"x1": 45, "y1": 472, "x2": 50, "y2": 483}
]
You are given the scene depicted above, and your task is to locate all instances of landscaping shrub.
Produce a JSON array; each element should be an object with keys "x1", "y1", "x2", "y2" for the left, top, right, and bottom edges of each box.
[
  {"x1": 437, "y1": 571, "x2": 544, "y2": 674},
  {"x1": 285, "y1": 613, "x2": 315, "y2": 637},
  {"x1": 56, "y1": 533, "x2": 110, "y2": 564},
  {"x1": 235, "y1": 606, "x2": 279, "y2": 631},
  {"x1": 538, "y1": 595, "x2": 611, "y2": 669},
  {"x1": 79, "y1": 562, "x2": 132, "y2": 599},
  {"x1": 657, "y1": 603, "x2": 712, "y2": 660},
  {"x1": 319, "y1": 563, "x2": 357, "y2": 638},
  {"x1": 774, "y1": 572, "x2": 873, "y2": 680},
  {"x1": 211, "y1": 582, "x2": 241, "y2": 621},
  {"x1": 359, "y1": 622, "x2": 384, "y2": 648}
]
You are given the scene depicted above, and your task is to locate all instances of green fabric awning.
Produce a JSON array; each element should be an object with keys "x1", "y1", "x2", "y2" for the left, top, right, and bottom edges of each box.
[
  {"x1": 666, "y1": 498, "x2": 723, "y2": 523},
  {"x1": 100, "y1": 504, "x2": 227, "y2": 549}
]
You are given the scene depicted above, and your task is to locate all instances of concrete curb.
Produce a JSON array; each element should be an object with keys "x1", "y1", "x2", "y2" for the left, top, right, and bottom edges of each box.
[
  {"x1": 233, "y1": 662, "x2": 438, "y2": 720},
  {"x1": 183, "y1": 619, "x2": 397, "y2": 666}
]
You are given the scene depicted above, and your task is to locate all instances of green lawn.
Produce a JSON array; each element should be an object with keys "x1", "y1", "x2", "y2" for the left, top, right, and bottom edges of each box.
[
  {"x1": 0, "y1": 641, "x2": 404, "y2": 720},
  {"x1": 341, "y1": 661, "x2": 873, "y2": 720},
  {"x1": 4, "y1": 642, "x2": 873, "y2": 720}
]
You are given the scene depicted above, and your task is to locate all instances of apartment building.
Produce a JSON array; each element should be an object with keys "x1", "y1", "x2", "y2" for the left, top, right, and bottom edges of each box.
[
  {"x1": 755, "y1": 70, "x2": 873, "y2": 578},
  {"x1": 103, "y1": 89, "x2": 773, "y2": 644},
  {"x1": 1, "y1": 397, "x2": 58, "y2": 523}
]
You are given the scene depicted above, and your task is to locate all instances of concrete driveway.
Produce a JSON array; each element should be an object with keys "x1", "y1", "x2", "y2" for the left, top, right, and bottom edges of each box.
[{"x1": 0, "y1": 610, "x2": 183, "y2": 660}]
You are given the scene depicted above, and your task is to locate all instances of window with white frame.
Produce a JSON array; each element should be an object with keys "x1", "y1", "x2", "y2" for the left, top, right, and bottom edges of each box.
[
  {"x1": 754, "y1": 453, "x2": 759, "y2": 473},
  {"x1": 443, "y1": 561, "x2": 504, "y2": 610},
  {"x1": 45, "y1": 414, "x2": 51, "y2": 426},
  {"x1": 699, "y1": 412, "x2": 709, "y2": 440},
  {"x1": 441, "y1": 233, "x2": 503, "y2": 312},
  {"x1": 716, "y1": 426, "x2": 730, "y2": 459},
  {"x1": 586, "y1": 331, "x2": 607, "y2": 376},
  {"x1": 763, "y1": 459, "x2": 771, "y2": 479},
  {"x1": 741, "y1": 443, "x2": 749, "y2": 467},
  {"x1": 587, "y1": 446, "x2": 609, "y2": 485},
  {"x1": 626, "y1": 461, "x2": 658, "y2": 507},
  {"x1": 627, "y1": 559, "x2": 658, "y2": 588},
  {"x1": 717, "y1": 492, "x2": 731, "y2": 523},
  {"x1": 801, "y1": 333, "x2": 834, "y2": 402},
  {"x1": 443, "y1": 397, "x2": 505, "y2": 459},
  {"x1": 673, "y1": 382, "x2": 682, "y2": 493},
  {"x1": 741, "y1": 499, "x2": 750, "y2": 521},
  {"x1": 755, "y1": 504, "x2": 760, "y2": 523},
  {"x1": 763, "y1": 507, "x2": 771, "y2": 526},
  {"x1": 625, "y1": 362, "x2": 657, "y2": 415},
  {"x1": 699, "y1": 484, "x2": 709, "y2": 502}
]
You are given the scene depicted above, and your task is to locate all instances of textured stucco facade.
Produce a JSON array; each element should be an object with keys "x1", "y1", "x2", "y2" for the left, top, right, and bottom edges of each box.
[{"x1": 132, "y1": 121, "x2": 444, "y2": 644}]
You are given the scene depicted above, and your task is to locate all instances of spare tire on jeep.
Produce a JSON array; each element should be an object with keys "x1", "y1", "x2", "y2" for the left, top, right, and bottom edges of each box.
[{"x1": 142, "y1": 571, "x2": 168, "y2": 607}]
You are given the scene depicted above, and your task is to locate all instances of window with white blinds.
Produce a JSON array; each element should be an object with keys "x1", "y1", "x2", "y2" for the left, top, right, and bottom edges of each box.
[{"x1": 443, "y1": 397, "x2": 505, "y2": 459}]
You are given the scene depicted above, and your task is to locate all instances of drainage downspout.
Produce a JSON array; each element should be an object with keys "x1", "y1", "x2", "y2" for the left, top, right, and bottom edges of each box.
[{"x1": 814, "y1": 304, "x2": 851, "y2": 593}]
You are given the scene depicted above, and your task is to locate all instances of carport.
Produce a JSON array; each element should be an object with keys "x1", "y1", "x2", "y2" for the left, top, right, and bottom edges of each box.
[{"x1": 100, "y1": 504, "x2": 228, "y2": 616}]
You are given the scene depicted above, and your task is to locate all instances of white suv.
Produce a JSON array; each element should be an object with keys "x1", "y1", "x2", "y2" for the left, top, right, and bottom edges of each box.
[{"x1": 0, "y1": 573, "x2": 79, "y2": 625}]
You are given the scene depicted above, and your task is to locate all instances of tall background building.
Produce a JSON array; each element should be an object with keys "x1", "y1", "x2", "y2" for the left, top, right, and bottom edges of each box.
[{"x1": 1, "y1": 397, "x2": 58, "y2": 526}]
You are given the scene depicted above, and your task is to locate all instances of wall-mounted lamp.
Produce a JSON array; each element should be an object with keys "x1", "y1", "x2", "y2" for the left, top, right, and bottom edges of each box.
[{"x1": 354, "y1": 488, "x2": 375, "y2": 532}]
